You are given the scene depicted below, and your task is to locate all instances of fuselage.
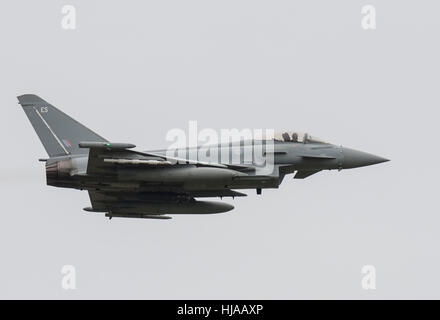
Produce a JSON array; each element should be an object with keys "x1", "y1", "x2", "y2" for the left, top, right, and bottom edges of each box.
[{"x1": 45, "y1": 139, "x2": 344, "y2": 193}]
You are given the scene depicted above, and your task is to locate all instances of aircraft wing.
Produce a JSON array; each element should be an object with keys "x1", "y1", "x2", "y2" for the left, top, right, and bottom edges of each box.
[
  {"x1": 137, "y1": 151, "x2": 256, "y2": 172},
  {"x1": 80, "y1": 141, "x2": 254, "y2": 175},
  {"x1": 86, "y1": 191, "x2": 173, "y2": 219}
]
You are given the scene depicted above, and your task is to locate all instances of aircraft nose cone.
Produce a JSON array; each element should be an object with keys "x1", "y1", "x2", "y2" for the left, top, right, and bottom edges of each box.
[{"x1": 342, "y1": 147, "x2": 389, "y2": 169}]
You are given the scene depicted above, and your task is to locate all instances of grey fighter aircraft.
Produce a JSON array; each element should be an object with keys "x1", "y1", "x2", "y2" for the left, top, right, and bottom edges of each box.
[{"x1": 18, "y1": 94, "x2": 389, "y2": 220}]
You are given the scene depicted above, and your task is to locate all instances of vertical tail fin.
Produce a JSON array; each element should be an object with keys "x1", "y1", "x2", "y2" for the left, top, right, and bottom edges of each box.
[{"x1": 17, "y1": 94, "x2": 108, "y2": 157}]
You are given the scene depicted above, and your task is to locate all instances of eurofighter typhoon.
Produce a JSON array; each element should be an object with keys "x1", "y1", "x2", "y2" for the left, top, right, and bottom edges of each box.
[{"x1": 18, "y1": 94, "x2": 389, "y2": 220}]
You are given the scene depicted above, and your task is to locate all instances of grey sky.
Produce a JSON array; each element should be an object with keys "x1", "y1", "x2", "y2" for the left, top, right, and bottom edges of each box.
[{"x1": 0, "y1": 0, "x2": 438, "y2": 299}]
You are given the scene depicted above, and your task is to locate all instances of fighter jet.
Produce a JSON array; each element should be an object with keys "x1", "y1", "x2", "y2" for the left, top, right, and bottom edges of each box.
[{"x1": 18, "y1": 94, "x2": 389, "y2": 220}]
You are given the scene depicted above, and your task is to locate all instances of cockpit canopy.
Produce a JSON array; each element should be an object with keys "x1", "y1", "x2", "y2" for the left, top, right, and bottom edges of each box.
[{"x1": 270, "y1": 131, "x2": 329, "y2": 144}]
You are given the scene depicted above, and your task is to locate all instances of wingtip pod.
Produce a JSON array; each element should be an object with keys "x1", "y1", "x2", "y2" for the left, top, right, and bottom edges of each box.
[{"x1": 79, "y1": 141, "x2": 136, "y2": 150}]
